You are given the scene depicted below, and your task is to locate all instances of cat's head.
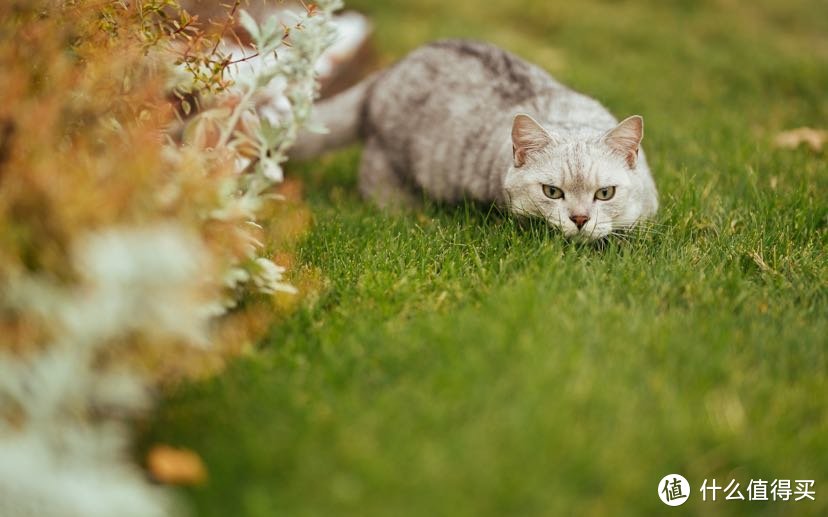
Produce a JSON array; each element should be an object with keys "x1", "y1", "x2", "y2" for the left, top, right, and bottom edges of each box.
[{"x1": 503, "y1": 113, "x2": 649, "y2": 240}]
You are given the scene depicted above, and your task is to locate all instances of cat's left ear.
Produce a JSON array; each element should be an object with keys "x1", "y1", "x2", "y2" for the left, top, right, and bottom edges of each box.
[{"x1": 603, "y1": 115, "x2": 643, "y2": 168}]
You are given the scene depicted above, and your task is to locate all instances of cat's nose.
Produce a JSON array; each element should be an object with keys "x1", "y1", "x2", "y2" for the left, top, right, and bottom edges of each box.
[{"x1": 570, "y1": 214, "x2": 589, "y2": 229}]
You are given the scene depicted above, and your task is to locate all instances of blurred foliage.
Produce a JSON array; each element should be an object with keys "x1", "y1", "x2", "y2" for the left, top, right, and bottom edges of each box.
[
  {"x1": 0, "y1": 0, "x2": 330, "y2": 373},
  {"x1": 0, "y1": 1, "x2": 338, "y2": 515}
]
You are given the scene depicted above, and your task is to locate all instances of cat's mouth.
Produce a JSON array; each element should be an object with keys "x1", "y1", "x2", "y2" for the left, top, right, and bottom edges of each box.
[
  {"x1": 559, "y1": 223, "x2": 612, "y2": 241},
  {"x1": 568, "y1": 230, "x2": 609, "y2": 242}
]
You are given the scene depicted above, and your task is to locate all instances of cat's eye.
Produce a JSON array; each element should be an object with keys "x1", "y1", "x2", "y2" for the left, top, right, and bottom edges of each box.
[
  {"x1": 595, "y1": 186, "x2": 616, "y2": 201},
  {"x1": 542, "y1": 185, "x2": 564, "y2": 199}
]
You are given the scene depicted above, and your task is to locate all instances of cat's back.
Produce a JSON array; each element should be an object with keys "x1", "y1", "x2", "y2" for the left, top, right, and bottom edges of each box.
[
  {"x1": 366, "y1": 40, "x2": 561, "y2": 129},
  {"x1": 363, "y1": 40, "x2": 570, "y2": 200}
]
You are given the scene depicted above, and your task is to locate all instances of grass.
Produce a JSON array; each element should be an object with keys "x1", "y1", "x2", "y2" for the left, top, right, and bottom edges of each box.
[{"x1": 143, "y1": 0, "x2": 827, "y2": 515}]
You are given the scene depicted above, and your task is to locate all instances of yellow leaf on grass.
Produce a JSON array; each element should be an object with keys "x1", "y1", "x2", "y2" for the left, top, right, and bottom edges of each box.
[
  {"x1": 147, "y1": 445, "x2": 207, "y2": 485},
  {"x1": 773, "y1": 127, "x2": 827, "y2": 152}
]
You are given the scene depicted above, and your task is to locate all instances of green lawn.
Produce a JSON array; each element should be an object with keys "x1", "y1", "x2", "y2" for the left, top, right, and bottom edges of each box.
[{"x1": 144, "y1": 1, "x2": 827, "y2": 515}]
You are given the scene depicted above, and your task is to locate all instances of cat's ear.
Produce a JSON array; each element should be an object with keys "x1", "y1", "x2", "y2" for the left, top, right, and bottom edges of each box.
[
  {"x1": 511, "y1": 114, "x2": 556, "y2": 167},
  {"x1": 603, "y1": 115, "x2": 643, "y2": 168}
]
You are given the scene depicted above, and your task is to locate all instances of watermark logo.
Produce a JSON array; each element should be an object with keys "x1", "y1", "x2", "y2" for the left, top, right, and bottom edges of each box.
[
  {"x1": 658, "y1": 475, "x2": 816, "y2": 506},
  {"x1": 658, "y1": 474, "x2": 690, "y2": 506}
]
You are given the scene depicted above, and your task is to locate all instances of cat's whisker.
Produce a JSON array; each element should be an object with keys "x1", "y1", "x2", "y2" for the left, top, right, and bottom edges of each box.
[
  {"x1": 609, "y1": 226, "x2": 666, "y2": 240},
  {"x1": 613, "y1": 219, "x2": 669, "y2": 236},
  {"x1": 607, "y1": 232, "x2": 632, "y2": 243},
  {"x1": 635, "y1": 223, "x2": 669, "y2": 234}
]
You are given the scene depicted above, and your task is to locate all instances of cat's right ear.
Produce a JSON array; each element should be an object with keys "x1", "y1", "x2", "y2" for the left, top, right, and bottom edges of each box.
[{"x1": 511, "y1": 114, "x2": 555, "y2": 167}]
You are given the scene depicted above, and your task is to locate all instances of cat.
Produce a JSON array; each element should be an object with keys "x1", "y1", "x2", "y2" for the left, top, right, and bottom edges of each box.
[{"x1": 292, "y1": 39, "x2": 659, "y2": 240}]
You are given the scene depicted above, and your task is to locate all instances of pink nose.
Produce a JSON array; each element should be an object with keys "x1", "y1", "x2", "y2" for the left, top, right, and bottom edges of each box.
[{"x1": 570, "y1": 215, "x2": 589, "y2": 229}]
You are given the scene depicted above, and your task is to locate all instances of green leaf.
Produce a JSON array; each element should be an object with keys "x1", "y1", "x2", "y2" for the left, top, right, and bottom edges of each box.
[{"x1": 238, "y1": 9, "x2": 261, "y2": 45}]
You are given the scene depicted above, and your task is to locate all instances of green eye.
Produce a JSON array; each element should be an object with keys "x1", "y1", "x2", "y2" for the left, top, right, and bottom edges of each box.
[
  {"x1": 542, "y1": 185, "x2": 564, "y2": 199},
  {"x1": 595, "y1": 186, "x2": 616, "y2": 201}
]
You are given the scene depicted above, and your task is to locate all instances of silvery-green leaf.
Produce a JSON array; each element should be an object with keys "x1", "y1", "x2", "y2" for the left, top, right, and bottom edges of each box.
[
  {"x1": 302, "y1": 119, "x2": 329, "y2": 135},
  {"x1": 260, "y1": 159, "x2": 284, "y2": 182},
  {"x1": 238, "y1": 9, "x2": 261, "y2": 45}
]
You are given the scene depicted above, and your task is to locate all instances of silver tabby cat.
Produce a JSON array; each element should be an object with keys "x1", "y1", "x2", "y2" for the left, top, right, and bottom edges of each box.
[{"x1": 293, "y1": 39, "x2": 659, "y2": 240}]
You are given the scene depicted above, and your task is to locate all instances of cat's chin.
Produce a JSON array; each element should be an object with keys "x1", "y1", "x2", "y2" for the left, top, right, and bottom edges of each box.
[
  {"x1": 553, "y1": 227, "x2": 610, "y2": 241},
  {"x1": 571, "y1": 232, "x2": 609, "y2": 242}
]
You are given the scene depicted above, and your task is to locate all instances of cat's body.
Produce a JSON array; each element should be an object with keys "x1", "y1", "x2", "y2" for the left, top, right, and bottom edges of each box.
[{"x1": 293, "y1": 39, "x2": 658, "y2": 239}]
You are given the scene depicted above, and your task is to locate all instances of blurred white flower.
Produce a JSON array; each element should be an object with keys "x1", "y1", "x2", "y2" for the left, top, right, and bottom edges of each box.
[
  {"x1": 260, "y1": 159, "x2": 284, "y2": 182},
  {"x1": 0, "y1": 434, "x2": 174, "y2": 517},
  {"x1": 68, "y1": 226, "x2": 213, "y2": 346},
  {"x1": 252, "y1": 257, "x2": 298, "y2": 295}
]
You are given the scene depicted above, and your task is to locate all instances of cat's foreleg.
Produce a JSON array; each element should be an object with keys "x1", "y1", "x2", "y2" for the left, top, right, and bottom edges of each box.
[{"x1": 358, "y1": 139, "x2": 420, "y2": 210}]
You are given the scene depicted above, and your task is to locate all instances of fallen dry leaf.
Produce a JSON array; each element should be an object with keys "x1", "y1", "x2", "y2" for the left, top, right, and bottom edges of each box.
[
  {"x1": 147, "y1": 445, "x2": 207, "y2": 485},
  {"x1": 773, "y1": 127, "x2": 827, "y2": 152}
]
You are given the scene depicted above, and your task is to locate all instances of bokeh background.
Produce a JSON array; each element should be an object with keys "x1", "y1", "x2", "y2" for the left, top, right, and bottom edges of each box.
[{"x1": 144, "y1": 1, "x2": 827, "y2": 515}]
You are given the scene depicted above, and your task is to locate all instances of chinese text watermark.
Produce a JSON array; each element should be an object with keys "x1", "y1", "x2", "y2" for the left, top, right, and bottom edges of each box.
[{"x1": 659, "y1": 475, "x2": 816, "y2": 506}]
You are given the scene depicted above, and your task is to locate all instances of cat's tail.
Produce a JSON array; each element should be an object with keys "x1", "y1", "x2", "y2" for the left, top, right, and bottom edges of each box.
[{"x1": 289, "y1": 74, "x2": 377, "y2": 160}]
